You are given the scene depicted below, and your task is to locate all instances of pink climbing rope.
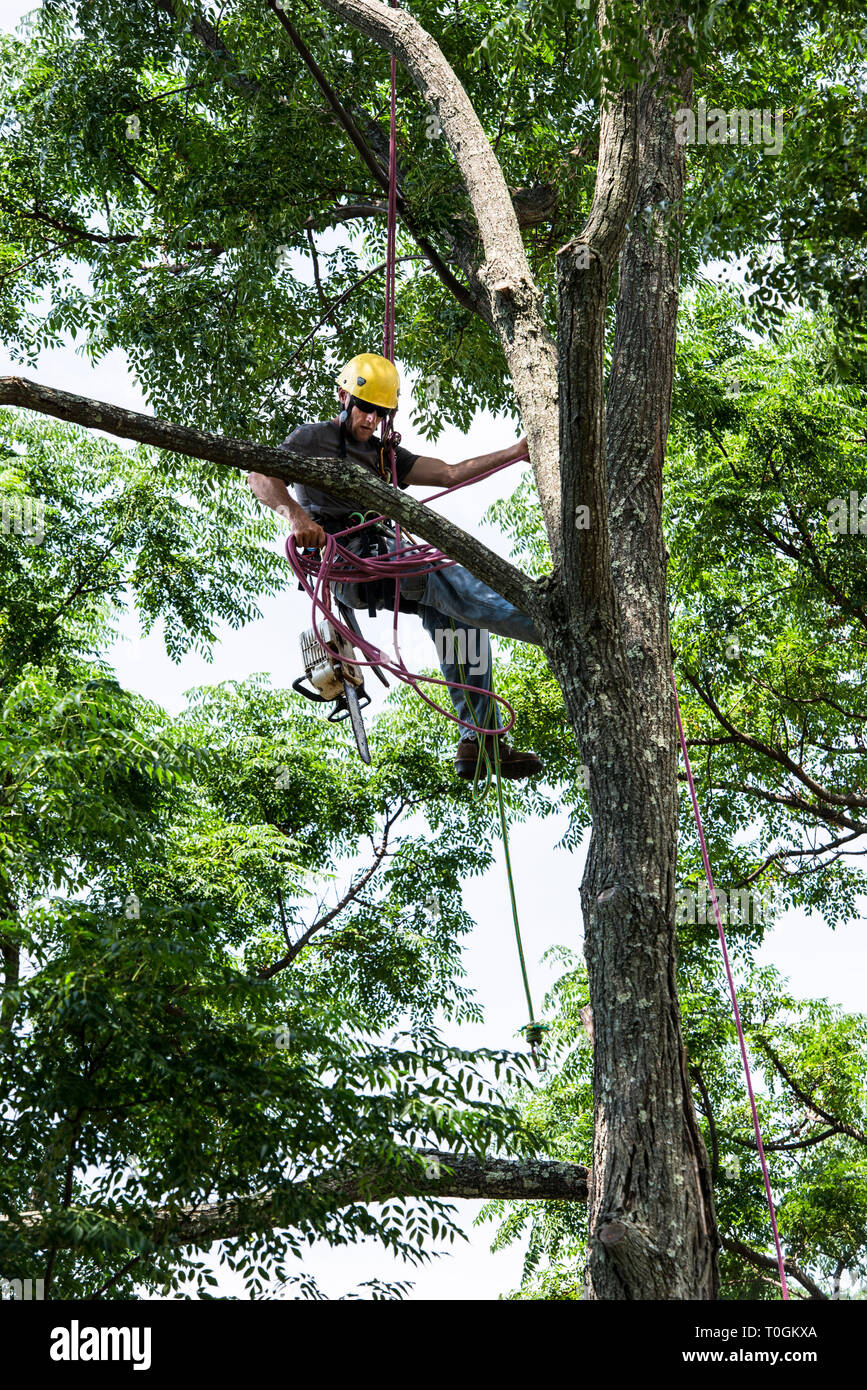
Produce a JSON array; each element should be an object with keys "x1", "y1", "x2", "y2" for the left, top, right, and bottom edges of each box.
[
  {"x1": 382, "y1": 30, "x2": 398, "y2": 364},
  {"x1": 283, "y1": 457, "x2": 523, "y2": 735},
  {"x1": 382, "y1": 37, "x2": 403, "y2": 665},
  {"x1": 671, "y1": 674, "x2": 789, "y2": 1299}
]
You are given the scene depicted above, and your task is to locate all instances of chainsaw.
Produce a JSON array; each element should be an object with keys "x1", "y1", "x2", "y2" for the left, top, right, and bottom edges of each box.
[{"x1": 291, "y1": 600, "x2": 389, "y2": 765}]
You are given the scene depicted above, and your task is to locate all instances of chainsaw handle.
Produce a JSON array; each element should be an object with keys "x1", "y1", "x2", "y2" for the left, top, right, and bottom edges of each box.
[
  {"x1": 327, "y1": 688, "x2": 371, "y2": 722},
  {"x1": 291, "y1": 676, "x2": 329, "y2": 703}
]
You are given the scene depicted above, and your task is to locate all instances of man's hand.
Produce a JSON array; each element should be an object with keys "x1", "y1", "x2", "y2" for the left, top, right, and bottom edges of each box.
[
  {"x1": 249, "y1": 474, "x2": 327, "y2": 548},
  {"x1": 287, "y1": 510, "x2": 327, "y2": 550}
]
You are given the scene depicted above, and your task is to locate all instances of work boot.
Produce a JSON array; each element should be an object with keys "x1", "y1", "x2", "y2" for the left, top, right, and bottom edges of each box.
[{"x1": 454, "y1": 732, "x2": 543, "y2": 781}]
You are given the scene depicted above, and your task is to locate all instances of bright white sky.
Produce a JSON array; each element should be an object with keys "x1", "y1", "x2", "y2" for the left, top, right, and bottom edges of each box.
[{"x1": 1, "y1": 0, "x2": 864, "y2": 1302}]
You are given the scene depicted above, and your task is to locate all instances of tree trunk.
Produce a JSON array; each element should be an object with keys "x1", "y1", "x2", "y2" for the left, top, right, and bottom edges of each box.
[{"x1": 548, "y1": 57, "x2": 719, "y2": 1297}]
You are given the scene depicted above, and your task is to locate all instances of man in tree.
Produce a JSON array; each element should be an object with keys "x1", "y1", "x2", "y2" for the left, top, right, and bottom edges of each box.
[{"x1": 247, "y1": 352, "x2": 544, "y2": 780}]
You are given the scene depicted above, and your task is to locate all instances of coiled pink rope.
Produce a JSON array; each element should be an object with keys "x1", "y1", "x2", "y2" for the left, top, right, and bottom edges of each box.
[
  {"x1": 283, "y1": 458, "x2": 522, "y2": 735},
  {"x1": 671, "y1": 674, "x2": 789, "y2": 1299}
]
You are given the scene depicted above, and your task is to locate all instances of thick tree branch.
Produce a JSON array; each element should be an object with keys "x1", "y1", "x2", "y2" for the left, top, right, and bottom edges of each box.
[
  {"x1": 5, "y1": 1152, "x2": 589, "y2": 1251},
  {"x1": 14, "y1": 1154, "x2": 825, "y2": 1301},
  {"x1": 310, "y1": 200, "x2": 391, "y2": 226},
  {"x1": 0, "y1": 941, "x2": 19, "y2": 1033},
  {"x1": 87, "y1": 1255, "x2": 144, "y2": 1300},
  {"x1": 313, "y1": 1, "x2": 527, "y2": 281},
  {"x1": 831, "y1": 1254, "x2": 851, "y2": 1300},
  {"x1": 602, "y1": 48, "x2": 692, "y2": 692},
  {"x1": 557, "y1": 5, "x2": 642, "y2": 614},
  {"x1": 0, "y1": 376, "x2": 541, "y2": 619}
]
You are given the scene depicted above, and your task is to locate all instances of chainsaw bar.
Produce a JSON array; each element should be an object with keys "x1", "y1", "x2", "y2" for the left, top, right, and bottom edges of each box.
[{"x1": 339, "y1": 675, "x2": 371, "y2": 765}]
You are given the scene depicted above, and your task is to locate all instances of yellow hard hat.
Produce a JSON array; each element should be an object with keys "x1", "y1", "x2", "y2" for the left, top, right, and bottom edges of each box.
[{"x1": 336, "y1": 353, "x2": 399, "y2": 411}]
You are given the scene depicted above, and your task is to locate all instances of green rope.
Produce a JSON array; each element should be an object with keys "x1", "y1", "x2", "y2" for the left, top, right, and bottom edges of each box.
[
  {"x1": 490, "y1": 726, "x2": 536, "y2": 1027},
  {"x1": 449, "y1": 620, "x2": 544, "y2": 1049}
]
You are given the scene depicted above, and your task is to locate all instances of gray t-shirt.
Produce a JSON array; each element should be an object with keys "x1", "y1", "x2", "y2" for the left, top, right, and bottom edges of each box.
[{"x1": 284, "y1": 419, "x2": 419, "y2": 522}]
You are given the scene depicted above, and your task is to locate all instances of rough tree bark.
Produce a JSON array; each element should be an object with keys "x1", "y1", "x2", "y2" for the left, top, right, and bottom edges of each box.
[
  {"x1": 554, "y1": 46, "x2": 718, "y2": 1298},
  {"x1": 0, "y1": 1, "x2": 720, "y2": 1297}
]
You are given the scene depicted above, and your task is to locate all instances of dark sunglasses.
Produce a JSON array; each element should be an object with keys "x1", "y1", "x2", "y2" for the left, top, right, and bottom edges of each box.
[{"x1": 350, "y1": 395, "x2": 391, "y2": 419}]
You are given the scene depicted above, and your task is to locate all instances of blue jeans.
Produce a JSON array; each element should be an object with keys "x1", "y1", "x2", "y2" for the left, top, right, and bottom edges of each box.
[{"x1": 333, "y1": 532, "x2": 541, "y2": 736}]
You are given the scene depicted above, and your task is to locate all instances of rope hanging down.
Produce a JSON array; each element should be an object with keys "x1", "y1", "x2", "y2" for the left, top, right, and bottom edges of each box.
[
  {"x1": 671, "y1": 675, "x2": 789, "y2": 1300},
  {"x1": 382, "y1": 16, "x2": 405, "y2": 682},
  {"x1": 448, "y1": 620, "x2": 548, "y2": 1063}
]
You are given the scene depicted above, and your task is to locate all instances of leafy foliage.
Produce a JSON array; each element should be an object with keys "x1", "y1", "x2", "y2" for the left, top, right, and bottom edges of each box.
[
  {"x1": 0, "y1": 408, "x2": 283, "y2": 667},
  {"x1": 2, "y1": 0, "x2": 866, "y2": 447},
  {"x1": 667, "y1": 288, "x2": 867, "y2": 934}
]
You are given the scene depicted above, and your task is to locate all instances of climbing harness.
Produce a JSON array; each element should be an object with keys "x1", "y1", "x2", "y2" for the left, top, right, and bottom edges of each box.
[
  {"x1": 286, "y1": 473, "x2": 518, "y2": 732},
  {"x1": 672, "y1": 675, "x2": 789, "y2": 1300}
]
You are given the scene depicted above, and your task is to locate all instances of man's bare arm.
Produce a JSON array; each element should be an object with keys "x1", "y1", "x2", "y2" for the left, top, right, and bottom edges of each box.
[
  {"x1": 404, "y1": 436, "x2": 527, "y2": 489},
  {"x1": 248, "y1": 472, "x2": 326, "y2": 548}
]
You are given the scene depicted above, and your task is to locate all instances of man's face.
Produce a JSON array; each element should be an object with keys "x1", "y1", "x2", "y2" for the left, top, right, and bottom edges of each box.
[{"x1": 339, "y1": 390, "x2": 381, "y2": 442}]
